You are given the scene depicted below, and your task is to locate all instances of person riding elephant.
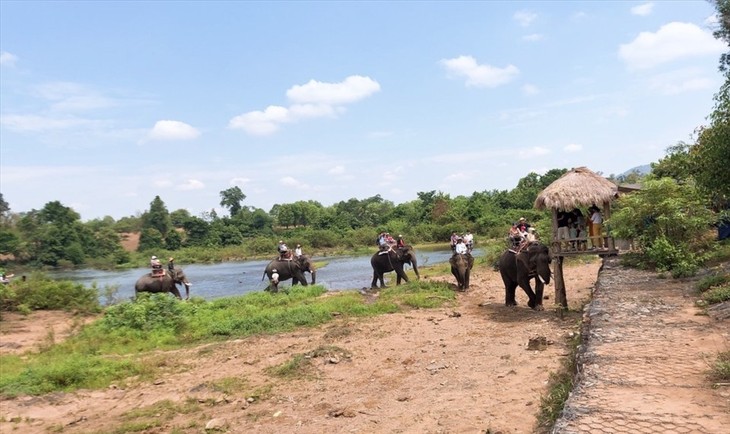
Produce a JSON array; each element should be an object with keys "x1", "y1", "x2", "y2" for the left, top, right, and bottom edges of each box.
[
  {"x1": 134, "y1": 265, "x2": 191, "y2": 300},
  {"x1": 450, "y1": 250, "x2": 474, "y2": 291},
  {"x1": 498, "y1": 242, "x2": 551, "y2": 310},
  {"x1": 370, "y1": 245, "x2": 420, "y2": 289},
  {"x1": 262, "y1": 255, "x2": 316, "y2": 293}
]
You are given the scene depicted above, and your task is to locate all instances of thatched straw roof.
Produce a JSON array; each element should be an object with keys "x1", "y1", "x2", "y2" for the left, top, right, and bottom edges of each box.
[{"x1": 534, "y1": 167, "x2": 618, "y2": 210}]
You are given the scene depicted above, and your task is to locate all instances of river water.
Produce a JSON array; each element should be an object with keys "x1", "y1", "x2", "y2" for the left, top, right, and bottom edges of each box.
[{"x1": 50, "y1": 247, "x2": 483, "y2": 301}]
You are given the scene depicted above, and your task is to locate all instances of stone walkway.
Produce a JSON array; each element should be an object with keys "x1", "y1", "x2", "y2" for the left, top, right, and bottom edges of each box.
[{"x1": 552, "y1": 258, "x2": 730, "y2": 434}]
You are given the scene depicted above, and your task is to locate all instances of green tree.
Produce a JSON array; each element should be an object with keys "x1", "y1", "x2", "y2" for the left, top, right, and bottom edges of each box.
[
  {"x1": 142, "y1": 196, "x2": 171, "y2": 236},
  {"x1": 220, "y1": 186, "x2": 246, "y2": 216},
  {"x1": 138, "y1": 228, "x2": 165, "y2": 252},
  {"x1": 608, "y1": 178, "x2": 714, "y2": 277},
  {"x1": 170, "y1": 209, "x2": 191, "y2": 227},
  {"x1": 650, "y1": 142, "x2": 694, "y2": 182}
]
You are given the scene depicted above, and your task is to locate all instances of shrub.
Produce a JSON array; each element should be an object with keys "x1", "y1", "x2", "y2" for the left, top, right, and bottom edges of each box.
[
  {"x1": 100, "y1": 293, "x2": 185, "y2": 332},
  {"x1": 0, "y1": 273, "x2": 100, "y2": 314}
]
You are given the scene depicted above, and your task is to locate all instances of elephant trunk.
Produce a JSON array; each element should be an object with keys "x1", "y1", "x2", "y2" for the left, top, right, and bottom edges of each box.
[{"x1": 310, "y1": 269, "x2": 316, "y2": 285}]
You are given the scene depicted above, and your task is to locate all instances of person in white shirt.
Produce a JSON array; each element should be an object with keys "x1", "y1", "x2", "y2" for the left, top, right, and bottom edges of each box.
[
  {"x1": 463, "y1": 231, "x2": 474, "y2": 252},
  {"x1": 454, "y1": 237, "x2": 468, "y2": 255},
  {"x1": 590, "y1": 208, "x2": 604, "y2": 249}
]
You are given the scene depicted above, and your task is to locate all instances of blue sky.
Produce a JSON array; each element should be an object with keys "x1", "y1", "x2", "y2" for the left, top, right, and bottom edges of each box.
[{"x1": 0, "y1": 1, "x2": 724, "y2": 221}]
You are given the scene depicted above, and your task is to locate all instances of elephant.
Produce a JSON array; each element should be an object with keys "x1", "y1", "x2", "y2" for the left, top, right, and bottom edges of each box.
[
  {"x1": 370, "y1": 245, "x2": 420, "y2": 289},
  {"x1": 498, "y1": 242, "x2": 551, "y2": 310},
  {"x1": 450, "y1": 252, "x2": 474, "y2": 291},
  {"x1": 134, "y1": 266, "x2": 191, "y2": 300},
  {"x1": 262, "y1": 255, "x2": 316, "y2": 293}
]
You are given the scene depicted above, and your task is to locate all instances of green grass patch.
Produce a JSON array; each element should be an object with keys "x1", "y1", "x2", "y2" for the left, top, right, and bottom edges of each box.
[
  {"x1": 711, "y1": 350, "x2": 730, "y2": 382},
  {"x1": 0, "y1": 279, "x2": 454, "y2": 397},
  {"x1": 0, "y1": 352, "x2": 143, "y2": 397},
  {"x1": 208, "y1": 376, "x2": 249, "y2": 395},
  {"x1": 267, "y1": 345, "x2": 351, "y2": 380},
  {"x1": 697, "y1": 271, "x2": 730, "y2": 304}
]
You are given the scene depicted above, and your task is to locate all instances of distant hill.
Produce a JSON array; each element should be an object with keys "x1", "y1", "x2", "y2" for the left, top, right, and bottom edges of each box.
[{"x1": 620, "y1": 164, "x2": 651, "y2": 177}]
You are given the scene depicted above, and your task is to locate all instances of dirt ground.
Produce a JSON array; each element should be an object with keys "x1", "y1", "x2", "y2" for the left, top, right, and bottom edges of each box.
[{"x1": 0, "y1": 259, "x2": 621, "y2": 433}]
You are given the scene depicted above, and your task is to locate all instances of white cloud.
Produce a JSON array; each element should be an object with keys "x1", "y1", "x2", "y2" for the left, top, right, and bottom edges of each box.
[
  {"x1": 177, "y1": 179, "x2": 205, "y2": 190},
  {"x1": 0, "y1": 114, "x2": 94, "y2": 132},
  {"x1": 228, "y1": 105, "x2": 289, "y2": 135},
  {"x1": 280, "y1": 176, "x2": 309, "y2": 189},
  {"x1": 229, "y1": 75, "x2": 380, "y2": 135},
  {"x1": 619, "y1": 22, "x2": 725, "y2": 70},
  {"x1": 522, "y1": 33, "x2": 543, "y2": 42},
  {"x1": 0, "y1": 51, "x2": 18, "y2": 67},
  {"x1": 440, "y1": 55, "x2": 520, "y2": 88},
  {"x1": 631, "y1": 3, "x2": 654, "y2": 16},
  {"x1": 329, "y1": 165, "x2": 346, "y2": 175},
  {"x1": 147, "y1": 120, "x2": 200, "y2": 141},
  {"x1": 647, "y1": 68, "x2": 715, "y2": 95},
  {"x1": 513, "y1": 10, "x2": 537, "y2": 27},
  {"x1": 229, "y1": 177, "x2": 250, "y2": 186},
  {"x1": 154, "y1": 179, "x2": 173, "y2": 188},
  {"x1": 522, "y1": 84, "x2": 540, "y2": 96},
  {"x1": 31, "y1": 82, "x2": 117, "y2": 112},
  {"x1": 705, "y1": 14, "x2": 719, "y2": 26},
  {"x1": 286, "y1": 75, "x2": 380, "y2": 105},
  {"x1": 564, "y1": 143, "x2": 583, "y2": 152}
]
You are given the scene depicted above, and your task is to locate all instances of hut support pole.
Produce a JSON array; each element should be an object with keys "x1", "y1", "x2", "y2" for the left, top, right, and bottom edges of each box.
[{"x1": 554, "y1": 256, "x2": 567, "y2": 308}]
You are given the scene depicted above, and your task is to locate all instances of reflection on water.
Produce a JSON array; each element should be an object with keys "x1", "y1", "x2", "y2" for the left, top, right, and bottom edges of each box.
[{"x1": 50, "y1": 247, "x2": 482, "y2": 301}]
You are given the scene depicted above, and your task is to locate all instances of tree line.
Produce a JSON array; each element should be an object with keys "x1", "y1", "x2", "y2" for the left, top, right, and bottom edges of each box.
[{"x1": 0, "y1": 169, "x2": 572, "y2": 268}]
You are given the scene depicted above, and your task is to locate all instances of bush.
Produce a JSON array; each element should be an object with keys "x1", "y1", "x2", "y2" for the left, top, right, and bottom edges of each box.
[
  {"x1": 100, "y1": 293, "x2": 185, "y2": 332},
  {"x1": 0, "y1": 273, "x2": 100, "y2": 314}
]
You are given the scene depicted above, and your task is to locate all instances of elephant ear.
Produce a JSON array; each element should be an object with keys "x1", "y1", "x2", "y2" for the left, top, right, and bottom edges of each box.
[{"x1": 515, "y1": 251, "x2": 533, "y2": 273}]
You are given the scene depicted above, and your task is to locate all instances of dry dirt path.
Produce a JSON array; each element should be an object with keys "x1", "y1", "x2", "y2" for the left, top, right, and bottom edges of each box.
[{"x1": 553, "y1": 258, "x2": 730, "y2": 433}]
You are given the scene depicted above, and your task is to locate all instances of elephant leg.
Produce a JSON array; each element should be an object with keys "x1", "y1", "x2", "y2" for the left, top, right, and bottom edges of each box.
[
  {"x1": 501, "y1": 273, "x2": 518, "y2": 305},
  {"x1": 169, "y1": 286, "x2": 182, "y2": 299},
  {"x1": 505, "y1": 282, "x2": 518, "y2": 306},
  {"x1": 396, "y1": 268, "x2": 409, "y2": 285},
  {"x1": 534, "y1": 280, "x2": 545, "y2": 310},
  {"x1": 371, "y1": 272, "x2": 381, "y2": 289}
]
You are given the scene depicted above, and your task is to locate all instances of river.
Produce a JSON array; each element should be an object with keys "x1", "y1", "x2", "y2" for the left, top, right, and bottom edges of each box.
[{"x1": 50, "y1": 247, "x2": 483, "y2": 301}]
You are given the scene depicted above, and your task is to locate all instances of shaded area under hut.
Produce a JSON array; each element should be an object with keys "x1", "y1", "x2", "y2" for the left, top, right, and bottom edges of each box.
[{"x1": 534, "y1": 167, "x2": 620, "y2": 307}]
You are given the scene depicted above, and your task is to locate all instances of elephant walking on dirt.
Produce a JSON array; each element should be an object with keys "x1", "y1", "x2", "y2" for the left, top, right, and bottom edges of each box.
[
  {"x1": 262, "y1": 255, "x2": 316, "y2": 293},
  {"x1": 370, "y1": 246, "x2": 420, "y2": 289},
  {"x1": 450, "y1": 252, "x2": 474, "y2": 291},
  {"x1": 134, "y1": 266, "x2": 191, "y2": 300},
  {"x1": 498, "y1": 243, "x2": 551, "y2": 310}
]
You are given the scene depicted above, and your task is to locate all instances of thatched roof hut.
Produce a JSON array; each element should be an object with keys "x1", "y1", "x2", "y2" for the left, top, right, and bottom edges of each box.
[{"x1": 534, "y1": 167, "x2": 618, "y2": 211}]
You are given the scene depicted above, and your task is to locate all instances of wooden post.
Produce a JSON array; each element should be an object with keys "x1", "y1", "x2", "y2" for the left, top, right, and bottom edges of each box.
[
  {"x1": 554, "y1": 256, "x2": 567, "y2": 308},
  {"x1": 603, "y1": 201, "x2": 616, "y2": 252}
]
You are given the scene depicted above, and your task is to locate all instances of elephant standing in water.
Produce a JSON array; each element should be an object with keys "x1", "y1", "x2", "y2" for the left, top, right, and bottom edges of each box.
[
  {"x1": 370, "y1": 246, "x2": 420, "y2": 289},
  {"x1": 498, "y1": 243, "x2": 551, "y2": 310},
  {"x1": 134, "y1": 266, "x2": 191, "y2": 300},
  {"x1": 262, "y1": 255, "x2": 316, "y2": 293},
  {"x1": 450, "y1": 252, "x2": 474, "y2": 291}
]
